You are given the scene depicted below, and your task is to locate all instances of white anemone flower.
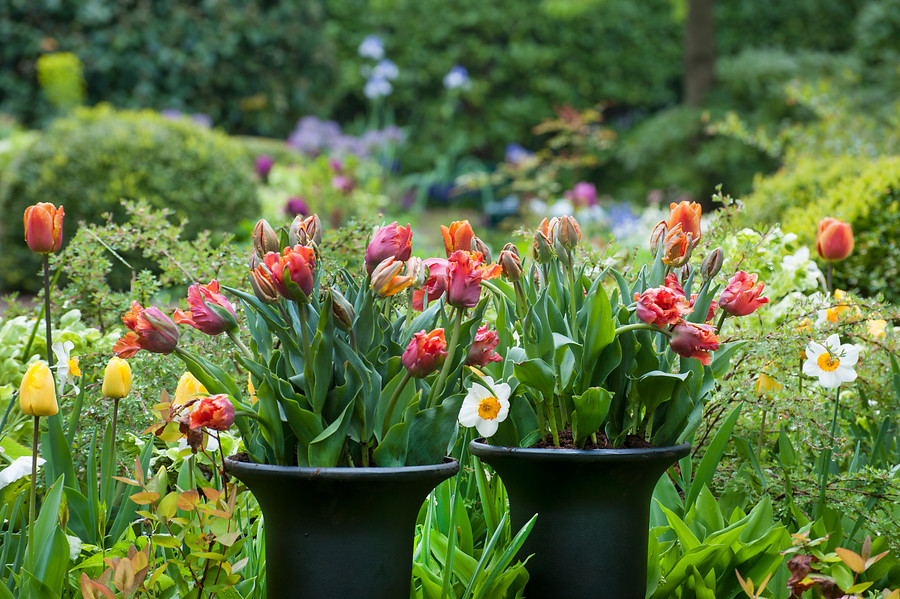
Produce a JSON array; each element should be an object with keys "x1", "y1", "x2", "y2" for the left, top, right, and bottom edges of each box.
[
  {"x1": 458, "y1": 376, "x2": 511, "y2": 438},
  {"x1": 802, "y1": 334, "x2": 858, "y2": 389},
  {"x1": 52, "y1": 340, "x2": 81, "y2": 395}
]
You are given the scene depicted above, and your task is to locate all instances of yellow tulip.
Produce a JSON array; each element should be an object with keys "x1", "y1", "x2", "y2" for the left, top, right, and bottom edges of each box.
[
  {"x1": 19, "y1": 361, "x2": 58, "y2": 417},
  {"x1": 174, "y1": 372, "x2": 207, "y2": 407},
  {"x1": 102, "y1": 357, "x2": 132, "y2": 399},
  {"x1": 755, "y1": 373, "x2": 783, "y2": 398}
]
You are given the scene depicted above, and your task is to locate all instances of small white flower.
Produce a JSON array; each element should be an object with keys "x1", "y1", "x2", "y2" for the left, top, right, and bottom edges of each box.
[
  {"x1": 802, "y1": 334, "x2": 858, "y2": 389},
  {"x1": 66, "y1": 535, "x2": 82, "y2": 561},
  {"x1": 364, "y1": 76, "x2": 393, "y2": 99},
  {"x1": 782, "y1": 246, "x2": 810, "y2": 272},
  {"x1": 0, "y1": 456, "x2": 46, "y2": 490},
  {"x1": 443, "y1": 65, "x2": 470, "y2": 90},
  {"x1": 52, "y1": 340, "x2": 80, "y2": 395},
  {"x1": 358, "y1": 35, "x2": 385, "y2": 60},
  {"x1": 372, "y1": 59, "x2": 399, "y2": 81},
  {"x1": 458, "y1": 376, "x2": 511, "y2": 438}
]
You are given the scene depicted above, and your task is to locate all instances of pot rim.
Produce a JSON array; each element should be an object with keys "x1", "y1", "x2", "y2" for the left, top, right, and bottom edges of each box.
[
  {"x1": 224, "y1": 455, "x2": 459, "y2": 481},
  {"x1": 469, "y1": 438, "x2": 691, "y2": 462}
]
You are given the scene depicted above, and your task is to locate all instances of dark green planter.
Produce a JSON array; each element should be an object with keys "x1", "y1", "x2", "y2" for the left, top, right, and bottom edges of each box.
[
  {"x1": 225, "y1": 457, "x2": 459, "y2": 599},
  {"x1": 469, "y1": 439, "x2": 690, "y2": 599}
]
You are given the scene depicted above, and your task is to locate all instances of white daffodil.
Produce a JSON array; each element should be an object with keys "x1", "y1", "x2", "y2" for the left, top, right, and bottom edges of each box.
[
  {"x1": 0, "y1": 456, "x2": 46, "y2": 490},
  {"x1": 802, "y1": 334, "x2": 858, "y2": 389},
  {"x1": 51, "y1": 340, "x2": 81, "y2": 395},
  {"x1": 458, "y1": 376, "x2": 511, "y2": 438}
]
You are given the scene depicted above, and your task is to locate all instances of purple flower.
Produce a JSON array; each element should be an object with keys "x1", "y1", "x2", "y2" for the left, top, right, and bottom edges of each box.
[
  {"x1": 505, "y1": 143, "x2": 533, "y2": 166},
  {"x1": 372, "y1": 59, "x2": 399, "y2": 81},
  {"x1": 565, "y1": 182, "x2": 597, "y2": 207},
  {"x1": 329, "y1": 158, "x2": 343, "y2": 173},
  {"x1": 443, "y1": 65, "x2": 470, "y2": 90},
  {"x1": 285, "y1": 196, "x2": 309, "y2": 217},
  {"x1": 255, "y1": 154, "x2": 275, "y2": 179},
  {"x1": 364, "y1": 76, "x2": 393, "y2": 99},
  {"x1": 331, "y1": 175, "x2": 354, "y2": 194},
  {"x1": 358, "y1": 35, "x2": 385, "y2": 60}
]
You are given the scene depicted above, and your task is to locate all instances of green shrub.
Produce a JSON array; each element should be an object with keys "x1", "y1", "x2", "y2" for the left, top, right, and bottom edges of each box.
[{"x1": 0, "y1": 105, "x2": 258, "y2": 292}]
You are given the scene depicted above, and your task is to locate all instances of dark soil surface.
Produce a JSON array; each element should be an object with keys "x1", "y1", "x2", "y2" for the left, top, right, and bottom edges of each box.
[{"x1": 533, "y1": 429, "x2": 655, "y2": 450}]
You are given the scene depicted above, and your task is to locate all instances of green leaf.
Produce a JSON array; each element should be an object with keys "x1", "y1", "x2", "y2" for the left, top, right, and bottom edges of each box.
[
  {"x1": 578, "y1": 277, "x2": 615, "y2": 393},
  {"x1": 307, "y1": 402, "x2": 353, "y2": 467},
  {"x1": 513, "y1": 358, "x2": 556, "y2": 400},
  {"x1": 405, "y1": 394, "x2": 464, "y2": 466},
  {"x1": 571, "y1": 387, "x2": 612, "y2": 448},
  {"x1": 685, "y1": 403, "x2": 743, "y2": 507},
  {"x1": 635, "y1": 370, "x2": 689, "y2": 413}
]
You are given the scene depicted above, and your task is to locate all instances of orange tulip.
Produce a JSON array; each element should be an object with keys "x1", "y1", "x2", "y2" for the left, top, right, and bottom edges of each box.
[
  {"x1": 666, "y1": 201, "x2": 702, "y2": 243},
  {"x1": 816, "y1": 218, "x2": 854, "y2": 262},
  {"x1": 23, "y1": 202, "x2": 65, "y2": 254},
  {"x1": 440, "y1": 220, "x2": 475, "y2": 257}
]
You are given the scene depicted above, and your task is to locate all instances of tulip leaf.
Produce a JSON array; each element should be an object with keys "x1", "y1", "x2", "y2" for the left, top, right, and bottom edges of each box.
[
  {"x1": 405, "y1": 393, "x2": 464, "y2": 466},
  {"x1": 306, "y1": 296, "x2": 335, "y2": 413},
  {"x1": 636, "y1": 370, "x2": 690, "y2": 413},
  {"x1": 373, "y1": 396, "x2": 418, "y2": 467},
  {"x1": 308, "y1": 402, "x2": 353, "y2": 467},
  {"x1": 578, "y1": 277, "x2": 615, "y2": 392},
  {"x1": 375, "y1": 369, "x2": 416, "y2": 443},
  {"x1": 685, "y1": 403, "x2": 743, "y2": 508},
  {"x1": 572, "y1": 387, "x2": 613, "y2": 448},
  {"x1": 513, "y1": 358, "x2": 556, "y2": 400}
]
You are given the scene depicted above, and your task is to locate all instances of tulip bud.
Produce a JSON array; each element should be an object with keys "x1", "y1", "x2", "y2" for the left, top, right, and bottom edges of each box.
[
  {"x1": 250, "y1": 266, "x2": 280, "y2": 304},
  {"x1": 406, "y1": 257, "x2": 427, "y2": 288},
  {"x1": 330, "y1": 289, "x2": 356, "y2": 332},
  {"x1": 174, "y1": 372, "x2": 208, "y2": 408},
  {"x1": 370, "y1": 257, "x2": 414, "y2": 298},
  {"x1": 700, "y1": 247, "x2": 724, "y2": 280},
  {"x1": 19, "y1": 361, "x2": 58, "y2": 417},
  {"x1": 252, "y1": 219, "x2": 279, "y2": 258},
  {"x1": 289, "y1": 215, "x2": 310, "y2": 247},
  {"x1": 366, "y1": 222, "x2": 413, "y2": 275},
  {"x1": 102, "y1": 357, "x2": 132, "y2": 399},
  {"x1": 248, "y1": 250, "x2": 262, "y2": 271},
  {"x1": 499, "y1": 243, "x2": 524, "y2": 282},
  {"x1": 649, "y1": 221, "x2": 667, "y2": 258},
  {"x1": 554, "y1": 237, "x2": 571, "y2": 267},
  {"x1": 816, "y1": 217, "x2": 854, "y2": 262},
  {"x1": 303, "y1": 214, "x2": 323, "y2": 246},
  {"x1": 470, "y1": 236, "x2": 493, "y2": 264},
  {"x1": 24, "y1": 202, "x2": 65, "y2": 254},
  {"x1": 532, "y1": 231, "x2": 553, "y2": 264},
  {"x1": 554, "y1": 215, "x2": 581, "y2": 252}
]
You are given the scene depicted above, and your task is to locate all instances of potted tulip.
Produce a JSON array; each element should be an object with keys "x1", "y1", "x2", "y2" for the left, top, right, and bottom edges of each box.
[
  {"x1": 114, "y1": 216, "x2": 512, "y2": 599},
  {"x1": 464, "y1": 202, "x2": 770, "y2": 599}
]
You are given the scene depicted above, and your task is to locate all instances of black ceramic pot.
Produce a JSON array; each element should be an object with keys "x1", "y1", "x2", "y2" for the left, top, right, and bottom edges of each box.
[
  {"x1": 224, "y1": 457, "x2": 459, "y2": 599},
  {"x1": 469, "y1": 439, "x2": 690, "y2": 599}
]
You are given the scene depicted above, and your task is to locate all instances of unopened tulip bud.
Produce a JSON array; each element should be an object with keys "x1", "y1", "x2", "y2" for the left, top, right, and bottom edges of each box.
[
  {"x1": 554, "y1": 238, "x2": 571, "y2": 267},
  {"x1": 499, "y1": 244, "x2": 524, "y2": 282},
  {"x1": 330, "y1": 289, "x2": 356, "y2": 332},
  {"x1": 532, "y1": 231, "x2": 553, "y2": 264},
  {"x1": 406, "y1": 257, "x2": 427, "y2": 288},
  {"x1": 250, "y1": 267, "x2": 280, "y2": 304},
  {"x1": 174, "y1": 372, "x2": 208, "y2": 408},
  {"x1": 650, "y1": 221, "x2": 667, "y2": 258},
  {"x1": 554, "y1": 215, "x2": 581, "y2": 252},
  {"x1": 303, "y1": 214, "x2": 323, "y2": 246},
  {"x1": 370, "y1": 257, "x2": 414, "y2": 298},
  {"x1": 470, "y1": 236, "x2": 493, "y2": 264},
  {"x1": 289, "y1": 215, "x2": 310, "y2": 247},
  {"x1": 700, "y1": 247, "x2": 724, "y2": 280},
  {"x1": 816, "y1": 217, "x2": 854, "y2": 262},
  {"x1": 24, "y1": 202, "x2": 65, "y2": 254},
  {"x1": 19, "y1": 361, "x2": 58, "y2": 417},
  {"x1": 102, "y1": 356, "x2": 132, "y2": 399},
  {"x1": 248, "y1": 250, "x2": 262, "y2": 271},
  {"x1": 252, "y1": 219, "x2": 279, "y2": 258}
]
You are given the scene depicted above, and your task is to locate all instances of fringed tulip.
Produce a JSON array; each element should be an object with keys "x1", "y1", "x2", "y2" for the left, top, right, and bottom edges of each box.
[
  {"x1": 666, "y1": 201, "x2": 702, "y2": 242},
  {"x1": 402, "y1": 329, "x2": 448, "y2": 378},
  {"x1": 669, "y1": 322, "x2": 720, "y2": 365},
  {"x1": 263, "y1": 245, "x2": 316, "y2": 302},
  {"x1": 466, "y1": 325, "x2": 503, "y2": 366},
  {"x1": 447, "y1": 250, "x2": 501, "y2": 309},
  {"x1": 370, "y1": 257, "x2": 415, "y2": 297},
  {"x1": 174, "y1": 280, "x2": 239, "y2": 336},
  {"x1": 440, "y1": 220, "x2": 475, "y2": 257},
  {"x1": 189, "y1": 394, "x2": 235, "y2": 431},
  {"x1": 113, "y1": 302, "x2": 179, "y2": 358},
  {"x1": 634, "y1": 286, "x2": 691, "y2": 327},
  {"x1": 365, "y1": 222, "x2": 413, "y2": 275},
  {"x1": 718, "y1": 271, "x2": 769, "y2": 317}
]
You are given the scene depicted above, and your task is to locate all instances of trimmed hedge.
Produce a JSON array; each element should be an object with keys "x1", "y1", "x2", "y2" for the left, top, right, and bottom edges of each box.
[{"x1": 0, "y1": 105, "x2": 258, "y2": 291}]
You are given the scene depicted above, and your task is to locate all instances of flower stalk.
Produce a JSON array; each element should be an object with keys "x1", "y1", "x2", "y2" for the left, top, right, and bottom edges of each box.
[{"x1": 428, "y1": 309, "x2": 463, "y2": 408}]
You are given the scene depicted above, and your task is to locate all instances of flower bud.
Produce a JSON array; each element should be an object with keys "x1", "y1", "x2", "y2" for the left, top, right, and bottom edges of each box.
[
  {"x1": 402, "y1": 329, "x2": 447, "y2": 378},
  {"x1": 554, "y1": 237, "x2": 571, "y2": 267},
  {"x1": 370, "y1": 257, "x2": 415, "y2": 298},
  {"x1": 470, "y1": 236, "x2": 493, "y2": 264},
  {"x1": 19, "y1": 361, "x2": 58, "y2": 417},
  {"x1": 365, "y1": 222, "x2": 414, "y2": 275},
  {"x1": 649, "y1": 221, "x2": 667, "y2": 258},
  {"x1": 700, "y1": 247, "x2": 724, "y2": 280},
  {"x1": 816, "y1": 217, "x2": 854, "y2": 262},
  {"x1": 554, "y1": 215, "x2": 581, "y2": 252},
  {"x1": 330, "y1": 289, "x2": 356, "y2": 332},
  {"x1": 661, "y1": 225, "x2": 694, "y2": 267},
  {"x1": 289, "y1": 214, "x2": 310, "y2": 247},
  {"x1": 252, "y1": 219, "x2": 279, "y2": 258},
  {"x1": 250, "y1": 266, "x2": 280, "y2": 304},
  {"x1": 302, "y1": 214, "x2": 323, "y2": 246},
  {"x1": 24, "y1": 202, "x2": 65, "y2": 254},
  {"x1": 174, "y1": 372, "x2": 207, "y2": 408},
  {"x1": 102, "y1": 356, "x2": 132, "y2": 399},
  {"x1": 499, "y1": 243, "x2": 524, "y2": 282},
  {"x1": 532, "y1": 231, "x2": 553, "y2": 264}
]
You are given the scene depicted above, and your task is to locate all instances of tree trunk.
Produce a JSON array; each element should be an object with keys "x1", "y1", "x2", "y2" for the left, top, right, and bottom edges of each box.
[{"x1": 684, "y1": 0, "x2": 715, "y2": 107}]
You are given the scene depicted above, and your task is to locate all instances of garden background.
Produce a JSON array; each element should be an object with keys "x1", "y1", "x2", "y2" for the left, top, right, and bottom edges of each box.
[{"x1": 2, "y1": 0, "x2": 900, "y2": 597}]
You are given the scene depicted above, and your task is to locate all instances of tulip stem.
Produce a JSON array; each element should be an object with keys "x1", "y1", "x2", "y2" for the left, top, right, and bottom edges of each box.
[
  {"x1": 428, "y1": 309, "x2": 463, "y2": 409},
  {"x1": 815, "y1": 387, "x2": 841, "y2": 519},
  {"x1": 383, "y1": 371, "x2": 413, "y2": 439},
  {"x1": 297, "y1": 303, "x2": 313, "y2": 373},
  {"x1": 826, "y1": 263, "x2": 833, "y2": 293},
  {"x1": 226, "y1": 330, "x2": 254, "y2": 361},
  {"x1": 613, "y1": 323, "x2": 673, "y2": 337},
  {"x1": 29, "y1": 416, "x2": 38, "y2": 567},
  {"x1": 111, "y1": 397, "x2": 120, "y2": 472},
  {"x1": 546, "y1": 397, "x2": 561, "y2": 447},
  {"x1": 715, "y1": 309, "x2": 729, "y2": 335},
  {"x1": 43, "y1": 255, "x2": 53, "y2": 368},
  {"x1": 566, "y1": 260, "x2": 580, "y2": 343}
]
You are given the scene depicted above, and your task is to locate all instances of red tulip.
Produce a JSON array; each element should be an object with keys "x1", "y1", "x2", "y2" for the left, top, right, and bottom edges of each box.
[
  {"x1": 402, "y1": 329, "x2": 447, "y2": 378},
  {"x1": 634, "y1": 285, "x2": 692, "y2": 327},
  {"x1": 816, "y1": 217, "x2": 854, "y2": 262},
  {"x1": 718, "y1": 271, "x2": 769, "y2": 317},
  {"x1": 262, "y1": 245, "x2": 316, "y2": 302},
  {"x1": 412, "y1": 258, "x2": 449, "y2": 310},
  {"x1": 365, "y1": 222, "x2": 413, "y2": 275},
  {"x1": 466, "y1": 325, "x2": 503, "y2": 366},
  {"x1": 113, "y1": 301, "x2": 180, "y2": 358},
  {"x1": 669, "y1": 321, "x2": 720, "y2": 365},
  {"x1": 174, "y1": 280, "x2": 239, "y2": 335},
  {"x1": 24, "y1": 202, "x2": 65, "y2": 254},
  {"x1": 440, "y1": 220, "x2": 475, "y2": 257},
  {"x1": 189, "y1": 394, "x2": 235, "y2": 431},
  {"x1": 447, "y1": 250, "x2": 501, "y2": 309}
]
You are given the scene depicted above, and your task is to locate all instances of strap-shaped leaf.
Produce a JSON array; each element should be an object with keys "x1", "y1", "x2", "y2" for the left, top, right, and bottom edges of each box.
[{"x1": 572, "y1": 387, "x2": 613, "y2": 448}]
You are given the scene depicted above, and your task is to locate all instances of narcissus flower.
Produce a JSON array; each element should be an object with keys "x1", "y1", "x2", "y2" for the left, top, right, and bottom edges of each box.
[
  {"x1": 440, "y1": 220, "x2": 475, "y2": 257},
  {"x1": 174, "y1": 372, "x2": 208, "y2": 408},
  {"x1": 458, "y1": 376, "x2": 511, "y2": 438},
  {"x1": 19, "y1": 361, "x2": 58, "y2": 417},
  {"x1": 188, "y1": 394, "x2": 235, "y2": 431},
  {"x1": 634, "y1": 286, "x2": 692, "y2": 327},
  {"x1": 102, "y1": 357, "x2": 132, "y2": 399},
  {"x1": 24, "y1": 202, "x2": 65, "y2": 254},
  {"x1": 365, "y1": 222, "x2": 413, "y2": 275},
  {"x1": 113, "y1": 302, "x2": 179, "y2": 358},
  {"x1": 52, "y1": 340, "x2": 81, "y2": 395},
  {"x1": 802, "y1": 334, "x2": 858, "y2": 389},
  {"x1": 816, "y1": 218, "x2": 854, "y2": 262},
  {"x1": 174, "y1": 280, "x2": 239, "y2": 336},
  {"x1": 466, "y1": 325, "x2": 503, "y2": 366},
  {"x1": 718, "y1": 271, "x2": 769, "y2": 317},
  {"x1": 669, "y1": 321, "x2": 720, "y2": 365},
  {"x1": 262, "y1": 245, "x2": 316, "y2": 302},
  {"x1": 402, "y1": 329, "x2": 447, "y2": 378}
]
